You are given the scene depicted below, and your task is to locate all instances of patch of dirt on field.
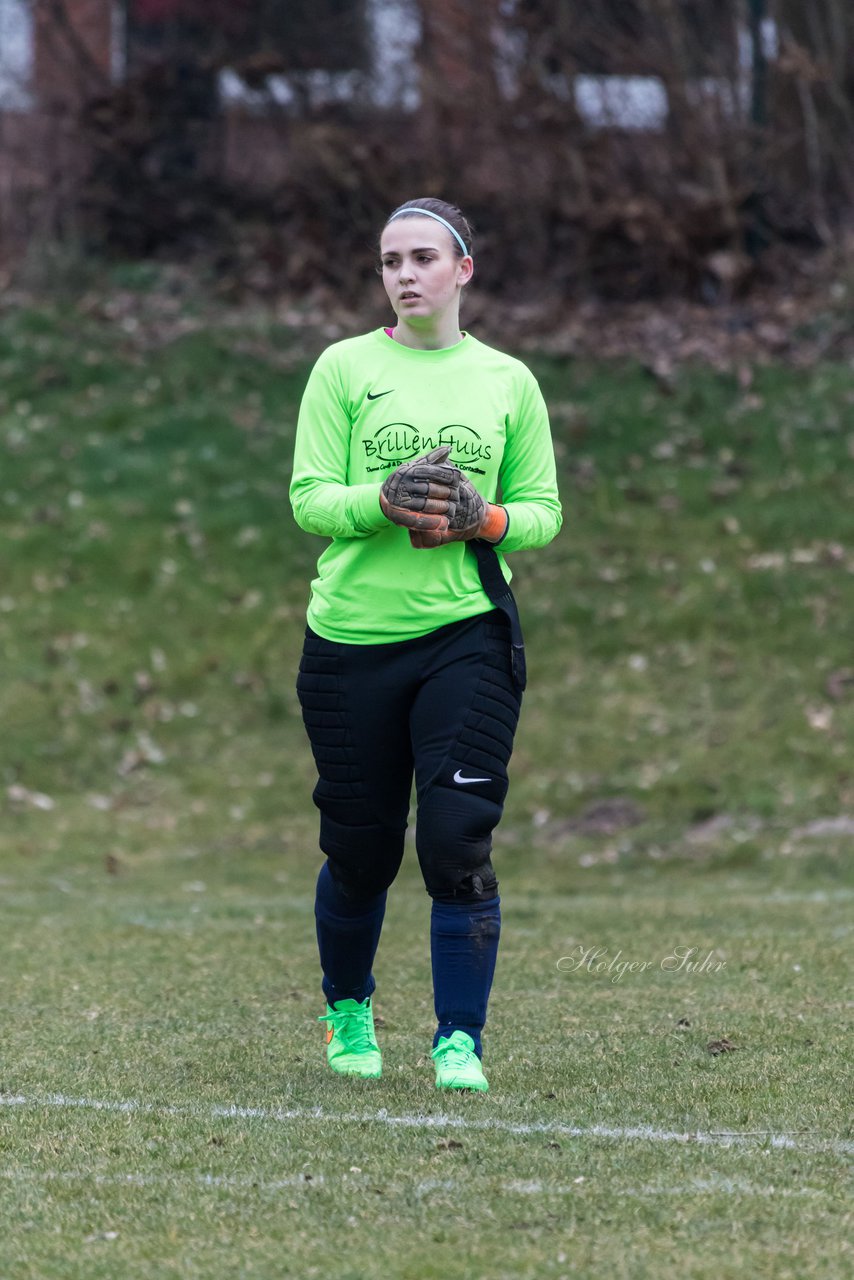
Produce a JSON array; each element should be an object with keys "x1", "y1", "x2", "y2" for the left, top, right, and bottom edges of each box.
[{"x1": 554, "y1": 796, "x2": 646, "y2": 837}]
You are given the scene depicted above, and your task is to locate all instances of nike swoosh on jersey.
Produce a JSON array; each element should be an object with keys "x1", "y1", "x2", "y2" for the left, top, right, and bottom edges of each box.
[
  {"x1": 453, "y1": 769, "x2": 492, "y2": 785},
  {"x1": 366, "y1": 389, "x2": 395, "y2": 400}
]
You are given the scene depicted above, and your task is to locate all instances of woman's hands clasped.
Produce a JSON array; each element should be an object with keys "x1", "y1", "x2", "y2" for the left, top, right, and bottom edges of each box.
[{"x1": 380, "y1": 446, "x2": 508, "y2": 549}]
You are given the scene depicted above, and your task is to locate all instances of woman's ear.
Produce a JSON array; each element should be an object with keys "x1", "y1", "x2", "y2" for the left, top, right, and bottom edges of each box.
[{"x1": 457, "y1": 256, "x2": 474, "y2": 288}]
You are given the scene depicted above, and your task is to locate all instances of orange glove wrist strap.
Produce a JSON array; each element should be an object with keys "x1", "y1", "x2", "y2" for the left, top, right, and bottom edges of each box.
[{"x1": 479, "y1": 504, "x2": 509, "y2": 543}]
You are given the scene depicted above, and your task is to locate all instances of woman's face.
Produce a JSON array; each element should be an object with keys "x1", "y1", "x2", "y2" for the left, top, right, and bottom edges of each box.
[{"x1": 379, "y1": 217, "x2": 473, "y2": 328}]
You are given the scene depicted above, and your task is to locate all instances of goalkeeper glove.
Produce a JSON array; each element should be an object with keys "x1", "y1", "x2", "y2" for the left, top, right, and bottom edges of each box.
[
  {"x1": 379, "y1": 445, "x2": 461, "y2": 533},
  {"x1": 409, "y1": 472, "x2": 508, "y2": 548}
]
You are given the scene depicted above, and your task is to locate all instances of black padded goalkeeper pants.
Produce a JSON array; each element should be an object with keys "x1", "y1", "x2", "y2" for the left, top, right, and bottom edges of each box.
[{"x1": 296, "y1": 611, "x2": 522, "y2": 904}]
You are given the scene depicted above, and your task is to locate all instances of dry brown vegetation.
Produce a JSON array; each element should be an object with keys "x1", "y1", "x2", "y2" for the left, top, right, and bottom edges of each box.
[{"x1": 3, "y1": 1, "x2": 854, "y2": 305}]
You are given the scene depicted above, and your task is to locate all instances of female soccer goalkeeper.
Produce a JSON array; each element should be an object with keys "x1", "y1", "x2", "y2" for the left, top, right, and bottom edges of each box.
[{"x1": 290, "y1": 197, "x2": 562, "y2": 1091}]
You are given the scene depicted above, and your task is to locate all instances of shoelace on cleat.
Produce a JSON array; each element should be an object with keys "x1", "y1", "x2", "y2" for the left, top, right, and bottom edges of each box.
[
  {"x1": 432, "y1": 1037, "x2": 480, "y2": 1072},
  {"x1": 318, "y1": 1006, "x2": 376, "y2": 1055}
]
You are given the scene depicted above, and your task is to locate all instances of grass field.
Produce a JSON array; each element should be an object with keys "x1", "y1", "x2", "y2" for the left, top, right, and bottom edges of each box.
[{"x1": 0, "y1": 289, "x2": 852, "y2": 1278}]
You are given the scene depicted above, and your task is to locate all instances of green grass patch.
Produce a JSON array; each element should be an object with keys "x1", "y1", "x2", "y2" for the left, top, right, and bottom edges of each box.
[{"x1": 1, "y1": 299, "x2": 851, "y2": 1278}]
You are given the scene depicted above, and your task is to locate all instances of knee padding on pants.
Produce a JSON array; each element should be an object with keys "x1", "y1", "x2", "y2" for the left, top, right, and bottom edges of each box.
[
  {"x1": 318, "y1": 803, "x2": 406, "y2": 898},
  {"x1": 432, "y1": 859, "x2": 498, "y2": 904},
  {"x1": 415, "y1": 785, "x2": 501, "y2": 902},
  {"x1": 325, "y1": 847, "x2": 402, "y2": 902}
]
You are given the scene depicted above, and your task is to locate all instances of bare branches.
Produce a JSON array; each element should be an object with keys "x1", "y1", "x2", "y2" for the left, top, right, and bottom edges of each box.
[{"x1": 3, "y1": 0, "x2": 854, "y2": 297}]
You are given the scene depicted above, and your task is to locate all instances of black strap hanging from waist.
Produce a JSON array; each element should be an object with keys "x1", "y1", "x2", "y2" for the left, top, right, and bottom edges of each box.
[{"x1": 470, "y1": 539, "x2": 527, "y2": 691}]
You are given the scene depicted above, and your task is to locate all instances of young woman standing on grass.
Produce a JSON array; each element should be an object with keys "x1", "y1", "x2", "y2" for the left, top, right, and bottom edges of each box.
[{"x1": 290, "y1": 197, "x2": 562, "y2": 1091}]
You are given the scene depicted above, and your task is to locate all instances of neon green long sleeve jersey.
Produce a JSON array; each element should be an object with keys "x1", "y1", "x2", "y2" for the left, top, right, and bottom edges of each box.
[{"x1": 290, "y1": 328, "x2": 562, "y2": 644}]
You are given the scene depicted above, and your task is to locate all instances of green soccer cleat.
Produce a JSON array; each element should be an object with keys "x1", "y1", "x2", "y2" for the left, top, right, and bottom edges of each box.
[
  {"x1": 431, "y1": 1031, "x2": 489, "y2": 1092},
  {"x1": 319, "y1": 997, "x2": 382, "y2": 1079}
]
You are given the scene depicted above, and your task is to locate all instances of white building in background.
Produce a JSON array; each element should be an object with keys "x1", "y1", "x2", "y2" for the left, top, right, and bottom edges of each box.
[
  {"x1": 0, "y1": 0, "x2": 33, "y2": 110},
  {"x1": 0, "y1": 0, "x2": 778, "y2": 130},
  {"x1": 217, "y1": 0, "x2": 423, "y2": 114},
  {"x1": 216, "y1": 0, "x2": 778, "y2": 131},
  {"x1": 0, "y1": 0, "x2": 778, "y2": 129}
]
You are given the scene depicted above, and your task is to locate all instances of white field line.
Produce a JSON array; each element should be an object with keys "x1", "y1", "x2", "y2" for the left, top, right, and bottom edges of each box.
[
  {"x1": 0, "y1": 1167, "x2": 325, "y2": 1192},
  {"x1": 2, "y1": 1092, "x2": 853, "y2": 1156},
  {"x1": 0, "y1": 1167, "x2": 834, "y2": 1201}
]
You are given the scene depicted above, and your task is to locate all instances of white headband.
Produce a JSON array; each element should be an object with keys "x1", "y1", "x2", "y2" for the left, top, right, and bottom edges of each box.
[{"x1": 386, "y1": 207, "x2": 471, "y2": 258}]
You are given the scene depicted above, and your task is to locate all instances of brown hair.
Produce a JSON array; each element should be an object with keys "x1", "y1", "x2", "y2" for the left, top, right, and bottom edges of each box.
[{"x1": 381, "y1": 197, "x2": 474, "y2": 258}]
